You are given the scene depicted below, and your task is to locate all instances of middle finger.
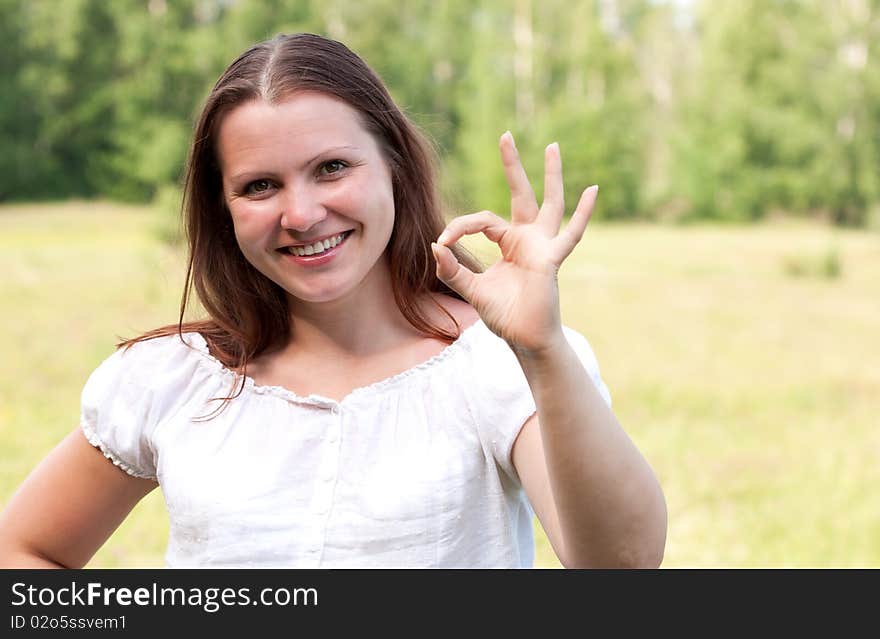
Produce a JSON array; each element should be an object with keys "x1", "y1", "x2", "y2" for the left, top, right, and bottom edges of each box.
[{"x1": 540, "y1": 142, "x2": 565, "y2": 234}]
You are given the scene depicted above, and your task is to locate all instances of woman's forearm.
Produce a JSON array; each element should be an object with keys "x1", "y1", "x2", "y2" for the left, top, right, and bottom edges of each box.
[{"x1": 513, "y1": 334, "x2": 667, "y2": 568}]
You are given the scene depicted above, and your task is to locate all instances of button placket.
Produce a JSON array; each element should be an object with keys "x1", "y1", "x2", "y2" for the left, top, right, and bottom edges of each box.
[{"x1": 309, "y1": 403, "x2": 343, "y2": 566}]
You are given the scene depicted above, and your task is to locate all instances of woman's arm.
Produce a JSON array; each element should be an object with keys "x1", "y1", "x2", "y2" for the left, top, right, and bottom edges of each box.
[
  {"x1": 0, "y1": 427, "x2": 157, "y2": 568},
  {"x1": 511, "y1": 339, "x2": 667, "y2": 568},
  {"x1": 432, "y1": 132, "x2": 666, "y2": 568}
]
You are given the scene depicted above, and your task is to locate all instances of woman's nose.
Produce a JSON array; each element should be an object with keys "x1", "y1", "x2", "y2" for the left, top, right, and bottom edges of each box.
[{"x1": 278, "y1": 186, "x2": 327, "y2": 231}]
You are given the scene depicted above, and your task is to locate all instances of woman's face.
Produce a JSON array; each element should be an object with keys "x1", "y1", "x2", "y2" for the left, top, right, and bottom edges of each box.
[{"x1": 217, "y1": 91, "x2": 395, "y2": 306}]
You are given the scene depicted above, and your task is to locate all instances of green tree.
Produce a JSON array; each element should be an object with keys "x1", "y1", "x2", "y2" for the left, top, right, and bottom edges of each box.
[
  {"x1": 10, "y1": 0, "x2": 122, "y2": 199},
  {"x1": 672, "y1": 0, "x2": 880, "y2": 225}
]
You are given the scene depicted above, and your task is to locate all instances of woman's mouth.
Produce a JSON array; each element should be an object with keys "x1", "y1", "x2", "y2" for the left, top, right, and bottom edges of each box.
[{"x1": 279, "y1": 230, "x2": 353, "y2": 266}]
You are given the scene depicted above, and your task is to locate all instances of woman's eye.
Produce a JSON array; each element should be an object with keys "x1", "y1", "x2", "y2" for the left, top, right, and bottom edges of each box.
[
  {"x1": 246, "y1": 179, "x2": 273, "y2": 195},
  {"x1": 319, "y1": 160, "x2": 347, "y2": 176}
]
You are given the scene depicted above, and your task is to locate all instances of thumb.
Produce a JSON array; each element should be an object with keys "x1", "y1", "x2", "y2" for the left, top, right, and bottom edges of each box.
[{"x1": 431, "y1": 242, "x2": 476, "y2": 302}]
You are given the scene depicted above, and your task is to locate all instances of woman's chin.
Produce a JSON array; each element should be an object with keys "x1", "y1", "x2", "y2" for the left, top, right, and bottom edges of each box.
[{"x1": 284, "y1": 282, "x2": 359, "y2": 307}]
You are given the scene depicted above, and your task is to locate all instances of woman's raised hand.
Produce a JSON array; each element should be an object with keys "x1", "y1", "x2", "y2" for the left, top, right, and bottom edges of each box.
[{"x1": 432, "y1": 131, "x2": 598, "y2": 355}]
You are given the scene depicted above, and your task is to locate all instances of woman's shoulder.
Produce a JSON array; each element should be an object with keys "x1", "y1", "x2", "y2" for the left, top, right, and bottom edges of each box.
[
  {"x1": 80, "y1": 332, "x2": 210, "y2": 480},
  {"x1": 114, "y1": 331, "x2": 205, "y2": 367},
  {"x1": 448, "y1": 312, "x2": 613, "y2": 407},
  {"x1": 428, "y1": 293, "x2": 482, "y2": 334},
  {"x1": 85, "y1": 331, "x2": 209, "y2": 394}
]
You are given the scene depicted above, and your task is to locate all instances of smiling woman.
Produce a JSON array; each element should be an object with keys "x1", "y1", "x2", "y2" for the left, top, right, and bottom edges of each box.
[
  {"x1": 217, "y1": 94, "x2": 396, "y2": 307},
  {"x1": 0, "y1": 33, "x2": 666, "y2": 569}
]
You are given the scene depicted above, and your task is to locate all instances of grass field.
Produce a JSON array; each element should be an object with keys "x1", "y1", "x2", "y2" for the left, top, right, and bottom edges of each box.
[{"x1": 1, "y1": 201, "x2": 878, "y2": 568}]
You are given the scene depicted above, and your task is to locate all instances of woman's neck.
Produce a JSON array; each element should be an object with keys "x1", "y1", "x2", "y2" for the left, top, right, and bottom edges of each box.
[{"x1": 284, "y1": 259, "x2": 417, "y2": 359}]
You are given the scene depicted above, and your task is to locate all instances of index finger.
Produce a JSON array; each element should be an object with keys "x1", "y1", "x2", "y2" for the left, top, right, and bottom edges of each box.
[{"x1": 499, "y1": 131, "x2": 539, "y2": 224}]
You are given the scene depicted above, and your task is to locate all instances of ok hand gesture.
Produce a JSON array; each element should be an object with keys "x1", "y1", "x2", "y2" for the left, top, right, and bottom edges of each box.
[{"x1": 432, "y1": 132, "x2": 598, "y2": 355}]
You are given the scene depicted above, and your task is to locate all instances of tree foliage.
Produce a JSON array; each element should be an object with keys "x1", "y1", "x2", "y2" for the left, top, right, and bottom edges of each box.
[{"x1": 1, "y1": 0, "x2": 878, "y2": 226}]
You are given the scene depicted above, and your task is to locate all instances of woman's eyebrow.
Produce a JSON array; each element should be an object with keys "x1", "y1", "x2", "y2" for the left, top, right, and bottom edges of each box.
[
  {"x1": 305, "y1": 145, "x2": 360, "y2": 165},
  {"x1": 227, "y1": 170, "x2": 282, "y2": 185}
]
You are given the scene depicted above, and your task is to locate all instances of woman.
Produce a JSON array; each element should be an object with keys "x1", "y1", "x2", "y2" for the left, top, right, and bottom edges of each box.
[{"x1": 0, "y1": 33, "x2": 666, "y2": 568}]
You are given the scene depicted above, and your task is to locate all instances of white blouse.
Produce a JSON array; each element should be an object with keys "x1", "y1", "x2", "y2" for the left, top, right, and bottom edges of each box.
[{"x1": 80, "y1": 319, "x2": 611, "y2": 568}]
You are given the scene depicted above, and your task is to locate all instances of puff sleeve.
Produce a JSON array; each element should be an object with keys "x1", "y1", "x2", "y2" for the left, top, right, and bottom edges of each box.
[
  {"x1": 464, "y1": 323, "x2": 613, "y2": 484},
  {"x1": 79, "y1": 342, "x2": 162, "y2": 480}
]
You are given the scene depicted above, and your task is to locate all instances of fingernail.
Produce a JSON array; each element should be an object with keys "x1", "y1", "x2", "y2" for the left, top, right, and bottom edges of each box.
[
  {"x1": 505, "y1": 131, "x2": 517, "y2": 150},
  {"x1": 437, "y1": 232, "x2": 448, "y2": 244}
]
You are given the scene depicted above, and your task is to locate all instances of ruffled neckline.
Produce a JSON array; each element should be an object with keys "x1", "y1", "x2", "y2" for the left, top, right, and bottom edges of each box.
[{"x1": 181, "y1": 319, "x2": 486, "y2": 408}]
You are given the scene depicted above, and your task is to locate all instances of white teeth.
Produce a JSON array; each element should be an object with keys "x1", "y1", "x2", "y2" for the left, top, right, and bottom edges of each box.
[{"x1": 288, "y1": 232, "x2": 347, "y2": 257}]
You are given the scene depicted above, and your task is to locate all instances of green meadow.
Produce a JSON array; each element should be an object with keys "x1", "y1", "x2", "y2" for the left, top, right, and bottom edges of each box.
[{"x1": 1, "y1": 202, "x2": 877, "y2": 568}]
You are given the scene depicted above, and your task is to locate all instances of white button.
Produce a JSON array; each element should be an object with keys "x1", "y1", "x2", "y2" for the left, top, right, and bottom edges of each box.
[
  {"x1": 327, "y1": 433, "x2": 338, "y2": 444},
  {"x1": 331, "y1": 406, "x2": 340, "y2": 415}
]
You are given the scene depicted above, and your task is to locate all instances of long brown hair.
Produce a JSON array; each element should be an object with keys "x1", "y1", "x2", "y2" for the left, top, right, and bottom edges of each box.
[{"x1": 122, "y1": 33, "x2": 483, "y2": 413}]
